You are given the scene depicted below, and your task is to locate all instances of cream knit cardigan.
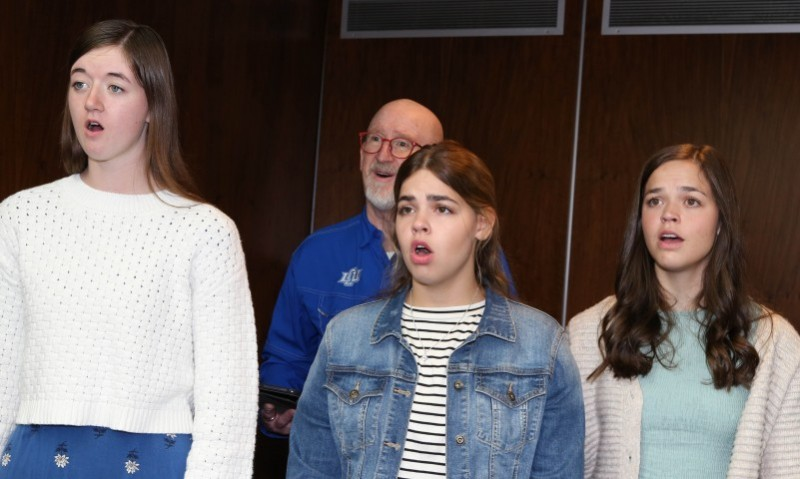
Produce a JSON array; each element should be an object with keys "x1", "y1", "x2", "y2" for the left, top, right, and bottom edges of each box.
[{"x1": 568, "y1": 296, "x2": 800, "y2": 479}]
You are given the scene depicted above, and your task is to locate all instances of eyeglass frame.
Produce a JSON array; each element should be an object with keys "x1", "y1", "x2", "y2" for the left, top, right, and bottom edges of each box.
[{"x1": 358, "y1": 131, "x2": 421, "y2": 160}]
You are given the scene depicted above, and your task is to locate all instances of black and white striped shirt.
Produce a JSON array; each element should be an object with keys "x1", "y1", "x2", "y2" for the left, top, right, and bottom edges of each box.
[{"x1": 397, "y1": 302, "x2": 484, "y2": 479}]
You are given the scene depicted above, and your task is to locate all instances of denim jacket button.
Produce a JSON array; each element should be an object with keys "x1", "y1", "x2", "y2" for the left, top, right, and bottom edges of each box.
[
  {"x1": 455, "y1": 435, "x2": 465, "y2": 444},
  {"x1": 508, "y1": 391, "x2": 516, "y2": 402},
  {"x1": 349, "y1": 389, "x2": 359, "y2": 400},
  {"x1": 454, "y1": 380, "x2": 464, "y2": 390}
]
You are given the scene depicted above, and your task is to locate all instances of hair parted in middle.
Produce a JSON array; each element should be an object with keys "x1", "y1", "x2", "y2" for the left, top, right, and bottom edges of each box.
[
  {"x1": 387, "y1": 140, "x2": 511, "y2": 298},
  {"x1": 590, "y1": 143, "x2": 764, "y2": 390}
]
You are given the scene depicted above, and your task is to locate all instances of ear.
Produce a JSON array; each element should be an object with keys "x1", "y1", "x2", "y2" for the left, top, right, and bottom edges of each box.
[
  {"x1": 475, "y1": 208, "x2": 496, "y2": 242},
  {"x1": 359, "y1": 149, "x2": 368, "y2": 173}
]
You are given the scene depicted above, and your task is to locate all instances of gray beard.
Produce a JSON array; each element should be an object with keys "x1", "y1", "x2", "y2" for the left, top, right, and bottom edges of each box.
[{"x1": 364, "y1": 185, "x2": 395, "y2": 211}]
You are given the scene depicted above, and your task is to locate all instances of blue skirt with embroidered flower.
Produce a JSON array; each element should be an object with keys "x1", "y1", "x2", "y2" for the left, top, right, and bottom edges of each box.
[{"x1": 0, "y1": 425, "x2": 191, "y2": 478}]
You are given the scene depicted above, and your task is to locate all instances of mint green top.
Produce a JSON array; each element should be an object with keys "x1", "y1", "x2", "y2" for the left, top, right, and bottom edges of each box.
[{"x1": 638, "y1": 311, "x2": 749, "y2": 479}]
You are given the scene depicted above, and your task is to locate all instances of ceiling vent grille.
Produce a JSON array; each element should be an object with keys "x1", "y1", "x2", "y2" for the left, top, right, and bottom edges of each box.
[
  {"x1": 603, "y1": 0, "x2": 800, "y2": 35},
  {"x1": 341, "y1": 0, "x2": 564, "y2": 38}
]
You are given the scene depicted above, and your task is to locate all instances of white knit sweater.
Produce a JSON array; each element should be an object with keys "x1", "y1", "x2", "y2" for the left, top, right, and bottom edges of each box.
[
  {"x1": 0, "y1": 175, "x2": 258, "y2": 478},
  {"x1": 568, "y1": 296, "x2": 800, "y2": 479}
]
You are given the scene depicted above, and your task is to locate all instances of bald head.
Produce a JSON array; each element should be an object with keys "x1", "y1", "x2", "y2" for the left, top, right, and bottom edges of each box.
[
  {"x1": 367, "y1": 99, "x2": 443, "y2": 147},
  {"x1": 359, "y1": 99, "x2": 443, "y2": 215}
]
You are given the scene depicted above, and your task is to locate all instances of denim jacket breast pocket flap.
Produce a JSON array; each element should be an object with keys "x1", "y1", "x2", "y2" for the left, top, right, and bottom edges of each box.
[
  {"x1": 326, "y1": 371, "x2": 387, "y2": 405},
  {"x1": 475, "y1": 372, "x2": 547, "y2": 408},
  {"x1": 475, "y1": 372, "x2": 548, "y2": 450}
]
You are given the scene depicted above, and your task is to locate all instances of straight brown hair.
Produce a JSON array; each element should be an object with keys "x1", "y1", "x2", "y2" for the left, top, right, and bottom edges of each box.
[{"x1": 61, "y1": 19, "x2": 201, "y2": 201}]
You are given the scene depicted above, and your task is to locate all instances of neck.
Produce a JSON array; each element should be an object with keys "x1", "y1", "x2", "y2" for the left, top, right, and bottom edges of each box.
[
  {"x1": 365, "y1": 202, "x2": 396, "y2": 253},
  {"x1": 655, "y1": 268, "x2": 704, "y2": 311},
  {"x1": 408, "y1": 280, "x2": 484, "y2": 308},
  {"x1": 81, "y1": 159, "x2": 152, "y2": 195}
]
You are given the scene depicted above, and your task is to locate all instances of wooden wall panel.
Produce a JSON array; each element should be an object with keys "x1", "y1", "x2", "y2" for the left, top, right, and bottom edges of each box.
[
  {"x1": 315, "y1": 0, "x2": 584, "y2": 318},
  {"x1": 2, "y1": 1, "x2": 327, "y2": 348},
  {"x1": 568, "y1": 1, "x2": 800, "y2": 329}
]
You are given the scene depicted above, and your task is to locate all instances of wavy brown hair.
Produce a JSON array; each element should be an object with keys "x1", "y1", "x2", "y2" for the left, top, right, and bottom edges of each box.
[
  {"x1": 61, "y1": 19, "x2": 201, "y2": 201},
  {"x1": 387, "y1": 140, "x2": 510, "y2": 297},
  {"x1": 589, "y1": 144, "x2": 763, "y2": 389}
]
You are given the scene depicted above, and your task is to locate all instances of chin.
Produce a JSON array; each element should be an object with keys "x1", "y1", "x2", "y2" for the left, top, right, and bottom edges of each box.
[{"x1": 365, "y1": 189, "x2": 395, "y2": 211}]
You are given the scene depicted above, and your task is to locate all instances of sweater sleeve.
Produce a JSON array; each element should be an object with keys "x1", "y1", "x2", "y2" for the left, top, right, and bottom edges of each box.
[
  {"x1": 184, "y1": 209, "x2": 258, "y2": 479},
  {"x1": 759, "y1": 317, "x2": 800, "y2": 477},
  {"x1": 0, "y1": 201, "x2": 23, "y2": 452},
  {"x1": 567, "y1": 297, "x2": 615, "y2": 479}
]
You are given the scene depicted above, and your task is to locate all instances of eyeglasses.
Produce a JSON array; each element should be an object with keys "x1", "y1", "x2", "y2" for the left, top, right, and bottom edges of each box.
[{"x1": 359, "y1": 132, "x2": 421, "y2": 159}]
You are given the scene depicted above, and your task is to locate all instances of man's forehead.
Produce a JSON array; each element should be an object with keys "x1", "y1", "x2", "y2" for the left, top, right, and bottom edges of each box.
[{"x1": 368, "y1": 114, "x2": 431, "y2": 140}]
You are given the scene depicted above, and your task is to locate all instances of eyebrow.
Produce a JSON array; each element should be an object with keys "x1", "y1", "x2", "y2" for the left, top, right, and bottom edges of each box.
[
  {"x1": 644, "y1": 186, "x2": 709, "y2": 197},
  {"x1": 397, "y1": 193, "x2": 456, "y2": 203},
  {"x1": 70, "y1": 67, "x2": 133, "y2": 83}
]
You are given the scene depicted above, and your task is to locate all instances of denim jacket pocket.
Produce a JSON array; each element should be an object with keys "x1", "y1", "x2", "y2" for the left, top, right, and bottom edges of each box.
[
  {"x1": 475, "y1": 372, "x2": 547, "y2": 451},
  {"x1": 325, "y1": 371, "x2": 387, "y2": 452}
]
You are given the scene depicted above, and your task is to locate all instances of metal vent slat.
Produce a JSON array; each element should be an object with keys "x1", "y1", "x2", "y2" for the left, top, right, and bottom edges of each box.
[
  {"x1": 604, "y1": 0, "x2": 800, "y2": 34},
  {"x1": 342, "y1": 0, "x2": 564, "y2": 38}
]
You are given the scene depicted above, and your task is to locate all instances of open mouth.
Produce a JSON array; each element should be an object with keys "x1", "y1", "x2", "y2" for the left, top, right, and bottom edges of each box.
[
  {"x1": 414, "y1": 243, "x2": 431, "y2": 255},
  {"x1": 86, "y1": 120, "x2": 104, "y2": 132},
  {"x1": 371, "y1": 166, "x2": 396, "y2": 179},
  {"x1": 660, "y1": 233, "x2": 683, "y2": 242}
]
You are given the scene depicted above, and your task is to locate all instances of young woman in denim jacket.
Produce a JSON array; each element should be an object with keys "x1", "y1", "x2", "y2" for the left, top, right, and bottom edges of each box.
[{"x1": 287, "y1": 140, "x2": 584, "y2": 478}]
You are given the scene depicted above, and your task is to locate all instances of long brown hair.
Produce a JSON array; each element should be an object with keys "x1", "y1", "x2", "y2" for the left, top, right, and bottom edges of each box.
[
  {"x1": 61, "y1": 19, "x2": 201, "y2": 201},
  {"x1": 387, "y1": 140, "x2": 510, "y2": 297},
  {"x1": 590, "y1": 144, "x2": 762, "y2": 389}
]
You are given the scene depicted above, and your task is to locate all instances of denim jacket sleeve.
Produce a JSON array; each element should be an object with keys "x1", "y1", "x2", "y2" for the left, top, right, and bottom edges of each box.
[
  {"x1": 286, "y1": 327, "x2": 341, "y2": 478},
  {"x1": 531, "y1": 333, "x2": 585, "y2": 478}
]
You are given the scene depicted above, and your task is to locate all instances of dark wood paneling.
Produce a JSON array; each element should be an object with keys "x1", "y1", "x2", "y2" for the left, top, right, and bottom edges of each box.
[
  {"x1": 315, "y1": 0, "x2": 584, "y2": 318},
  {"x1": 568, "y1": 1, "x2": 800, "y2": 329},
  {"x1": 8, "y1": 0, "x2": 797, "y2": 365},
  {"x1": 3, "y1": 1, "x2": 327, "y2": 349}
]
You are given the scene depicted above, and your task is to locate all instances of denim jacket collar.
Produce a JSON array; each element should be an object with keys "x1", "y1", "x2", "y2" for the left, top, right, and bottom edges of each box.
[{"x1": 370, "y1": 287, "x2": 517, "y2": 345}]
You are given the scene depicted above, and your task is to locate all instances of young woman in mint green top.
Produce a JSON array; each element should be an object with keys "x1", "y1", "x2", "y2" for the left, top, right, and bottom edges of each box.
[{"x1": 568, "y1": 144, "x2": 800, "y2": 478}]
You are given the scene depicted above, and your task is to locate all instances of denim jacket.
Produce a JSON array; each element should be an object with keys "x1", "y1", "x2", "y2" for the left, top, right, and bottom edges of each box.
[{"x1": 287, "y1": 288, "x2": 584, "y2": 478}]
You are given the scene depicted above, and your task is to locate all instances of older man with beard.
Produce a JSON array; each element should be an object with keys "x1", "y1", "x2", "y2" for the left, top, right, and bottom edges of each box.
[{"x1": 254, "y1": 99, "x2": 443, "y2": 474}]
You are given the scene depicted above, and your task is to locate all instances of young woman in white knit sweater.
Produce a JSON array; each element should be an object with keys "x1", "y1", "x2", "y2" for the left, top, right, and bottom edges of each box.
[
  {"x1": 0, "y1": 20, "x2": 257, "y2": 478},
  {"x1": 569, "y1": 144, "x2": 800, "y2": 478}
]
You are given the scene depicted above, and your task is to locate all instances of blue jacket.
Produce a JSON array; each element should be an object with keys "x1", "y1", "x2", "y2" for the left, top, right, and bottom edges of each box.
[
  {"x1": 287, "y1": 288, "x2": 584, "y2": 478},
  {"x1": 260, "y1": 210, "x2": 390, "y2": 395}
]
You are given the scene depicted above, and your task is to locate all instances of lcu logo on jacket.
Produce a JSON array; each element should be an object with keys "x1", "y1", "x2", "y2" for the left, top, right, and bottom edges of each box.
[{"x1": 337, "y1": 267, "x2": 362, "y2": 287}]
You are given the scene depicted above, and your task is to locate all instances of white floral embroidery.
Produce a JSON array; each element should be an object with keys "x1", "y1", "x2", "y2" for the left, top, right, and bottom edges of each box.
[
  {"x1": 165, "y1": 433, "x2": 177, "y2": 439},
  {"x1": 125, "y1": 459, "x2": 140, "y2": 474},
  {"x1": 1, "y1": 453, "x2": 10, "y2": 466},
  {"x1": 54, "y1": 453, "x2": 69, "y2": 468}
]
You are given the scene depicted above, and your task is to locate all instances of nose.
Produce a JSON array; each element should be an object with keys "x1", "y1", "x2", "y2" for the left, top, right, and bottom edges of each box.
[
  {"x1": 660, "y1": 203, "x2": 678, "y2": 223},
  {"x1": 374, "y1": 139, "x2": 394, "y2": 163},
  {"x1": 84, "y1": 86, "x2": 103, "y2": 112},
  {"x1": 411, "y1": 212, "x2": 429, "y2": 234}
]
